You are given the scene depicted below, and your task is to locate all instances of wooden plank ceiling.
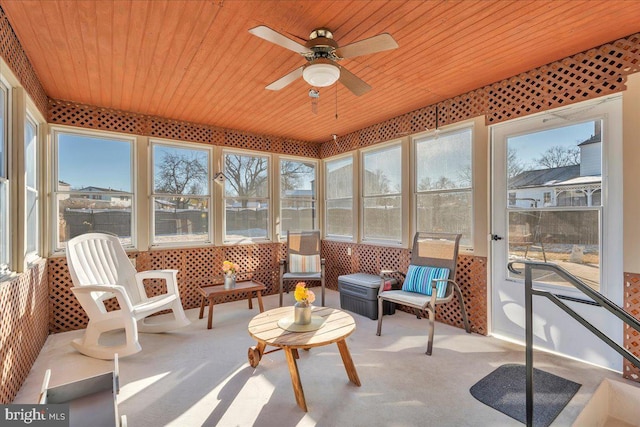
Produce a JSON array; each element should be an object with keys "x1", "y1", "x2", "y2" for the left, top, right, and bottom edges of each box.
[{"x1": 2, "y1": 0, "x2": 640, "y2": 144}]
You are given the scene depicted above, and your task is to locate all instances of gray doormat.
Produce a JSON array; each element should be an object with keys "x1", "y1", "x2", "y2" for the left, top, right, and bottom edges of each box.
[{"x1": 469, "y1": 364, "x2": 581, "y2": 427}]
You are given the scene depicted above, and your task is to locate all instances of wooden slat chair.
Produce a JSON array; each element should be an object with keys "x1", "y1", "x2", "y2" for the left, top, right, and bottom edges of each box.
[
  {"x1": 377, "y1": 232, "x2": 471, "y2": 355},
  {"x1": 279, "y1": 230, "x2": 325, "y2": 307}
]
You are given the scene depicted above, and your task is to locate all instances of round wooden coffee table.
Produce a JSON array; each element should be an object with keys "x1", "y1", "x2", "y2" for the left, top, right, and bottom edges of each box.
[{"x1": 247, "y1": 306, "x2": 360, "y2": 412}]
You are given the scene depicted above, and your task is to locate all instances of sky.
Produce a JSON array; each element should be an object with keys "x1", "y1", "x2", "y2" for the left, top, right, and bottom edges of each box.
[
  {"x1": 508, "y1": 120, "x2": 596, "y2": 168},
  {"x1": 57, "y1": 134, "x2": 132, "y2": 191},
  {"x1": 57, "y1": 120, "x2": 597, "y2": 192}
]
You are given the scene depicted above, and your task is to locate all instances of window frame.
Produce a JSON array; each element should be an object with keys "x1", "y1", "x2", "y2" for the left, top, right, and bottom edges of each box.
[
  {"x1": 360, "y1": 140, "x2": 404, "y2": 246},
  {"x1": 0, "y1": 77, "x2": 10, "y2": 277},
  {"x1": 150, "y1": 138, "x2": 213, "y2": 247},
  {"x1": 278, "y1": 155, "x2": 318, "y2": 240},
  {"x1": 24, "y1": 110, "x2": 39, "y2": 262},
  {"x1": 324, "y1": 152, "x2": 356, "y2": 242},
  {"x1": 222, "y1": 148, "x2": 272, "y2": 244},
  {"x1": 51, "y1": 126, "x2": 137, "y2": 253},
  {"x1": 412, "y1": 125, "x2": 474, "y2": 249}
]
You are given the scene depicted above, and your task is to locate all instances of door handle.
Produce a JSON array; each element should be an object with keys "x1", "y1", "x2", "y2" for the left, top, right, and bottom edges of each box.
[{"x1": 491, "y1": 234, "x2": 503, "y2": 241}]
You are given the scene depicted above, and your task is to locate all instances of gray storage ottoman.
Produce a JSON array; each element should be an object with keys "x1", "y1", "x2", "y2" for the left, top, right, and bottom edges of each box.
[{"x1": 338, "y1": 273, "x2": 396, "y2": 320}]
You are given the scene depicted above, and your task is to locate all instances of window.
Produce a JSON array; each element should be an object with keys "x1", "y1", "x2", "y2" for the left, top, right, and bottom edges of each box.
[
  {"x1": 0, "y1": 81, "x2": 8, "y2": 274},
  {"x1": 53, "y1": 129, "x2": 135, "y2": 250},
  {"x1": 557, "y1": 189, "x2": 588, "y2": 206},
  {"x1": 505, "y1": 118, "x2": 605, "y2": 289},
  {"x1": 223, "y1": 151, "x2": 269, "y2": 241},
  {"x1": 280, "y1": 158, "x2": 316, "y2": 235},
  {"x1": 362, "y1": 143, "x2": 402, "y2": 243},
  {"x1": 25, "y1": 113, "x2": 38, "y2": 258},
  {"x1": 325, "y1": 155, "x2": 353, "y2": 239},
  {"x1": 152, "y1": 141, "x2": 211, "y2": 245},
  {"x1": 414, "y1": 128, "x2": 473, "y2": 246}
]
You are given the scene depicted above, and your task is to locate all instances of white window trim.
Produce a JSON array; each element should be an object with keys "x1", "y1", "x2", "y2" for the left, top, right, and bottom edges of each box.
[
  {"x1": 411, "y1": 124, "x2": 474, "y2": 250},
  {"x1": 323, "y1": 152, "x2": 356, "y2": 242},
  {"x1": 24, "y1": 110, "x2": 40, "y2": 263},
  {"x1": 50, "y1": 126, "x2": 137, "y2": 254},
  {"x1": 222, "y1": 147, "x2": 272, "y2": 244},
  {"x1": 149, "y1": 138, "x2": 213, "y2": 247},
  {"x1": 0, "y1": 76, "x2": 10, "y2": 278}
]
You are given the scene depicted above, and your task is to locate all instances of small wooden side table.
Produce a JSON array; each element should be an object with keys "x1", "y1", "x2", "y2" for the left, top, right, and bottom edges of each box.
[
  {"x1": 197, "y1": 280, "x2": 266, "y2": 329},
  {"x1": 247, "y1": 306, "x2": 360, "y2": 411}
]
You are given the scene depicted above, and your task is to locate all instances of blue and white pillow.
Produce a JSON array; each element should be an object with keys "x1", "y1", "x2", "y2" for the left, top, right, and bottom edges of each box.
[{"x1": 402, "y1": 265, "x2": 450, "y2": 298}]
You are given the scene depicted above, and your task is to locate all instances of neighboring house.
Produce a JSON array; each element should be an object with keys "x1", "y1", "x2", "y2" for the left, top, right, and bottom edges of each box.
[
  {"x1": 75, "y1": 186, "x2": 132, "y2": 207},
  {"x1": 508, "y1": 129, "x2": 602, "y2": 208},
  {"x1": 154, "y1": 199, "x2": 176, "y2": 211},
  {"x1": 57, "y1": 180, "x2": 71, "y2": 200}
]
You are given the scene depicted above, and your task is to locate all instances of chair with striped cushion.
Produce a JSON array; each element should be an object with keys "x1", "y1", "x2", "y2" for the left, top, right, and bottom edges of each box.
[
  {"x1": 377, "y1": 232, "x2": 470, "y2": 355},
  {"x1": 279, "y1": 230, "x2": 325, "y2": 307}
]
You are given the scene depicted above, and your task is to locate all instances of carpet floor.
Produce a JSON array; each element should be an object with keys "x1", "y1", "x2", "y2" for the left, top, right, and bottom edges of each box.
[{"x1": 14, "y1": 289, "x2": 631, "y2": 426}]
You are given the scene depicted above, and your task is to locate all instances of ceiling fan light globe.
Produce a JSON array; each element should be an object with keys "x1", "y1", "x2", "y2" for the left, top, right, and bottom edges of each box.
[{"x1": 303, "y1": 63, "x2": 340, "y2": 87}]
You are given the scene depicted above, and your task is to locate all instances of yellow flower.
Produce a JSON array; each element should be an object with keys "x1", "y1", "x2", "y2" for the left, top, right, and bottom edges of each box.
[
  {"x1": 222, "y1": 260, "x2": 239, "y2": 275},
  {"x1": 294, "y1": 282, "x2": 315, "y2": 304}
]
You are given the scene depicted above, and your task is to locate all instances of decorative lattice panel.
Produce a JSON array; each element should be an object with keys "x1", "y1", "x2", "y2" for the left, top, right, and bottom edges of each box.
[
  {"x1": 409, "y1": 106, "x2": 437, "y2": 135},
  {"x1": 320, "y1": 132, "x2": 360, "y2": 158},
  {"x1": 450, "y1": 255, "x2": 488, "y2": 334},
  {"x1": 49, "y1": 101, "x2": 95, "y2": 128},
  {"x1": 0, "y1": 7, "x2": 48, "y2": 116},
  {"x1": 49, "y1": 256, "x2": 87, "y2": 332},
  {"x1": 439, "y1": 90, "x2": 487, "y2": 126},
  {"x1": 96, "y1": 108, "x2": 145, "y2": 135},
  {"x1": 322, "y1": 241, "x2": 488, "y2": 335},
  {"x1": 0, "y1": 261, "x2": 49, "y2": 403},
  {"x1": 280, "y1": 139, "x2": 320, "y2": 158},
  {"x1": 321, "y1": 33, "x2": 640, "y2": 157},
  {"x1": 624, "y1": 273, "x2": 640, "y2": 382},
  {"x1": 180, "y1": 122, "x2": 213, "y2": 144},
  {"x1": 223, "y1": 131, "x2": 266, "y2": 151},
  {"x1": 149, "y1": 117, "x2": 182, "y2": 140},
  {"x1": 322, "y1": 240, "x2": 357, "y2": 292},
  {"x1": 485, "y1": 71, "x2": 549, "y2": 125},
  {"x1": 48, "y1": 243, "x2": 286, "y2": 333},
  {"x1": 48, "y1": 100, "x2": 318, "y2": 158}
]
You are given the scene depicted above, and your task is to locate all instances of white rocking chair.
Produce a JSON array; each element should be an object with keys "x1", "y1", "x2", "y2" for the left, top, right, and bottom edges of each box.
[{"x1": 66, "y1": 233, "x2": 190, "y2": 359}]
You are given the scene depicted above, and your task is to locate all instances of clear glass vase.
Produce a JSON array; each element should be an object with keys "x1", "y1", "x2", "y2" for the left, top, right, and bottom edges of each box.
[
  {"x1": 224, "y1": 274, "x2": 236, "y2": 289},
  {"x1": 294, "y1": 301, "x2": 312, "y2": 325}
]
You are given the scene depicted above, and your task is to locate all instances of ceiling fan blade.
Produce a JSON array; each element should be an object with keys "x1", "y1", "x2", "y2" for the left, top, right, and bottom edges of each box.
[
  {"x1": 248, "y1": 25, "x2": 312, "y2": 55},
  {"x1": 338, "y1": 66, "x2": 371, "y2": 96},
  {"x1": 336, "y1": 33, "x2": 398, "y2": 59},
  {"x1": 265, "y1": 66, "x2": 304, "y2": 90}
]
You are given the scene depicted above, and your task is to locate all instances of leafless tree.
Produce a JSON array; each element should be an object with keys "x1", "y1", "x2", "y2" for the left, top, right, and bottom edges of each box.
[
  {"x1": 155, "y1": 151, "x2": 208, "y2": 209},
  {"x1": 533, "y1": 145, "x2": 580, "y2": 168},
  {"x1": 224, "y1": 154, "x2": 268, "y2": 203},
  {"x1": 507, "y1": 147, "x2": 526, "y2": 178},
  {"x1": 418, "y1": 175, "x2": 457, "y2": 191},
  {"x1": 280, "y1": 160, "x2": 314, "y2": 194}
]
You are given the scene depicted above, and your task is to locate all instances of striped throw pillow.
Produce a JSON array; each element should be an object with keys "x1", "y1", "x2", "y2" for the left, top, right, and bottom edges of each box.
[
  {"x1": 289, "y1": 254, "x2": 321, "y2": 273},
  {"x1": 402, "y1": 265, "x2": 450, "y2": 298}
]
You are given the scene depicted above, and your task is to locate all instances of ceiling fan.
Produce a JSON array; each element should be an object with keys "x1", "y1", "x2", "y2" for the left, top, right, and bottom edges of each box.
[{"x1": 248, "y1": 25, "x2": 398, "y2": 96}]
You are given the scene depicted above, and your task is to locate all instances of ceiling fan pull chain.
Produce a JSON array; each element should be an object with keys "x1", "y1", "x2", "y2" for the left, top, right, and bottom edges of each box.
[{"x1": 308, "y1": 88, "x2": 319, "y2": 115}]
